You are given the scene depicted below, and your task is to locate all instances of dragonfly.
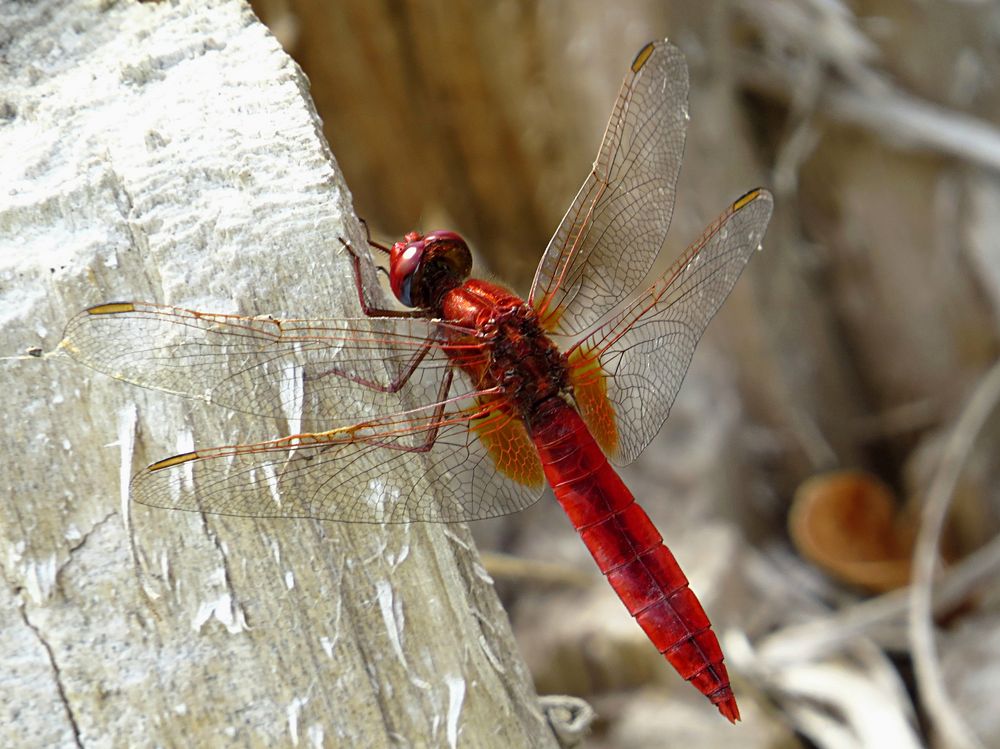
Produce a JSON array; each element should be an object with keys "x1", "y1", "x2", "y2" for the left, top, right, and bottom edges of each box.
[{"x1": 61, "y1": 40, "x2": 773, "y2": 722}]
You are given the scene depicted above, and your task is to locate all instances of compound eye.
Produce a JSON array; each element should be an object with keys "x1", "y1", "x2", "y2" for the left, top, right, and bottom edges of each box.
[
  {"x1": 422, "y1": 231, "x2": 472, "y2": 283},
  {"x1": 389, "y1": 239, "x2": 424, "y2": 307}
]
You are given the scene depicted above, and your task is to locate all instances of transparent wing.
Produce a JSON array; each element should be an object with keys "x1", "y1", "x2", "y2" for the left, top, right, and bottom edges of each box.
[
  {"x1": 529, "y1": 39, "x2": 689, "y2": 337},
  {"x1": 568, "y1": 189, "x2": 774, "y2": 464},
  {"x1": 130, "y1": 397, "x2": 546, "y2": 523},
  {"x1": 60, "y1": 302, "x2": 482, "y2": 428}
]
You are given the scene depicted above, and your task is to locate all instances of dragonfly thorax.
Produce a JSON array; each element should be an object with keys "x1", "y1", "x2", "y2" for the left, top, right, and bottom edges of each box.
[{"x1": 480, "y1": 304, "x2": 569, "y2": 417}]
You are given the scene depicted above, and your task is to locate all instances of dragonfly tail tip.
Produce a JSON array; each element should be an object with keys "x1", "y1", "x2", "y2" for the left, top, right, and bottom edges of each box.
[{"x1": 716, "y1": 695, "x2": 741, "y2": 723}]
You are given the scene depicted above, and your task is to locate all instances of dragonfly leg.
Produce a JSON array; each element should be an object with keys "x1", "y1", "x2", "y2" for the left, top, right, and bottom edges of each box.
[
  {"x1": 315, "y1": 369, "x2": 470, "y2": 457},
  {"x1": 358, "y1": 217, "x2": 392, "y2": 254},
  {"x1": 377, "y1": 369, "x2": 455, "y2": 452},
  {"x1": 306, "y1": 335, "x2": 437, "y2": 394},
  {"x1": 338, "y1": 236, "x2": 425, "y2": 319}
]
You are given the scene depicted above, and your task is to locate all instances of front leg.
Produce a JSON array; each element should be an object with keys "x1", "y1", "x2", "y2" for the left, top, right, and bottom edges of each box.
[{"x1": 339, "y1": 236, "x2": 424, "y2": 319}]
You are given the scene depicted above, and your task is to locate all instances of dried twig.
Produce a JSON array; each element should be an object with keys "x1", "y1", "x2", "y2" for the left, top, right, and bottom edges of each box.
[
  {"x1": 479, "y1": 551, "x2": 594, "y2": 589},
  {"x1": 908, "y1": 360, "x2": 1000, "y2": 749},
  {"x1": 736, "y1": 52, "x2": 1000, "y2": 173},
  {"x1": 756, "y1": 529, "x2": 1000, "y2": 664}
]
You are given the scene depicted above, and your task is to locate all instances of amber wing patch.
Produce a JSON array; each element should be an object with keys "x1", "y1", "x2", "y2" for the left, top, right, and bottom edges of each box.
[
  {"x1": 534, "y1": 297, "x2": 566, "y2": 333},
  {"x1": 469, "y1": 403, "x2": 545, "y2": 490},
  {"x1": 568, "y1": 346, "x2": 619, "y2": 458}
]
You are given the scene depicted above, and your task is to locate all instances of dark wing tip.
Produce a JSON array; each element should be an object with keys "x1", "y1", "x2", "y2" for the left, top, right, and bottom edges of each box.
[
  {"x1": 84, "y1": 302, "x2": 136, "y2": 316},
  {"x1": 631, "y1": 41, "x2": 658, "y2": 72},
  {"x1": 732, "y1": 187, "x2": 773, "y2": 212},
  {"x1": 146, "y1": 451, "x2": 199, "y2": 472}
]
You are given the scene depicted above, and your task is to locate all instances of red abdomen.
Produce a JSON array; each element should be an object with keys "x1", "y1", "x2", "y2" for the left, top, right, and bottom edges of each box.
[{"x1": 527, "y1": 396, "x2": 739, "y2": 722}]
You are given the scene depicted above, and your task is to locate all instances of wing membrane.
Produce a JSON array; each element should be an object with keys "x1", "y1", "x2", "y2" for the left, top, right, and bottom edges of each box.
[
  {"x1": 568, "y1": 189, "x2": 774, "y2": 464},
  {"x1": 61, "y1": 302, "x2": 482, "y2": 428},
  {"x1": 131, "y1": 400, "x2": 545, "y2": 523},
  {"x1": 529, "y1": 40, "x2": 689, "y2": 336}
]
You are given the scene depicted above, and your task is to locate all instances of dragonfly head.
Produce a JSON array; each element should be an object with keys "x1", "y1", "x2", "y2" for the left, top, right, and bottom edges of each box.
[{"x1": 389, "y1": 230, "x2": 472, "y2": 308}]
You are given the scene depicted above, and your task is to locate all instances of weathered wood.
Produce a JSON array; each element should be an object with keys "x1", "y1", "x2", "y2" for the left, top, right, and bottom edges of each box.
[{"x1": 0, "y1": 1, "x2": 555, "y2": 746}]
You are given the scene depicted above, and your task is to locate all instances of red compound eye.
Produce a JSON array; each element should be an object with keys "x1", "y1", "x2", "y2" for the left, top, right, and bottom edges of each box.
[{"x1": 389, "y1": 237, "x2": 425, "y2": 307}]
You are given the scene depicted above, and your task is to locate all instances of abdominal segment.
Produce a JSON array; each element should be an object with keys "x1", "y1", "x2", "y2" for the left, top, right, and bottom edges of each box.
[{"x1": 528, "y1": 395, "x2": 739, "y2": 721}]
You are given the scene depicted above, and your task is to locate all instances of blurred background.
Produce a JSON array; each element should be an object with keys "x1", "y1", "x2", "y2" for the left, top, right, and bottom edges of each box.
[{"x1": 249, "y1": 1, "x2": 1000, "y2": 747}]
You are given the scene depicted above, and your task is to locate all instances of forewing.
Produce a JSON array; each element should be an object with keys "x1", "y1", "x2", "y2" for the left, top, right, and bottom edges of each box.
[
  {"x1": 568, "y1": 189, "x2": 774, "y2": 464},
  {"x1": 130, "y1": 400, "x2": 546, "y2": 523},
  {"x1": 60, "y1": 302, "x2": 479, "y2": 428},
  {"x1": 529, "y1": 40, "x2": 689, "y2": 336}
]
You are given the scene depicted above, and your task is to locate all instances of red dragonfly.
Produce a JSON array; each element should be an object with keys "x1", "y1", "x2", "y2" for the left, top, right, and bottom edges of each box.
[{"x1": 62, "y1": 40, "x2": 772, "y2": 722}]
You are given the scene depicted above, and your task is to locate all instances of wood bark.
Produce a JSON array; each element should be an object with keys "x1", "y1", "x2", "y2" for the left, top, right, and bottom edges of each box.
[{"x1": 0, "y1": 2, "x2": 556, "y2": 747}]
